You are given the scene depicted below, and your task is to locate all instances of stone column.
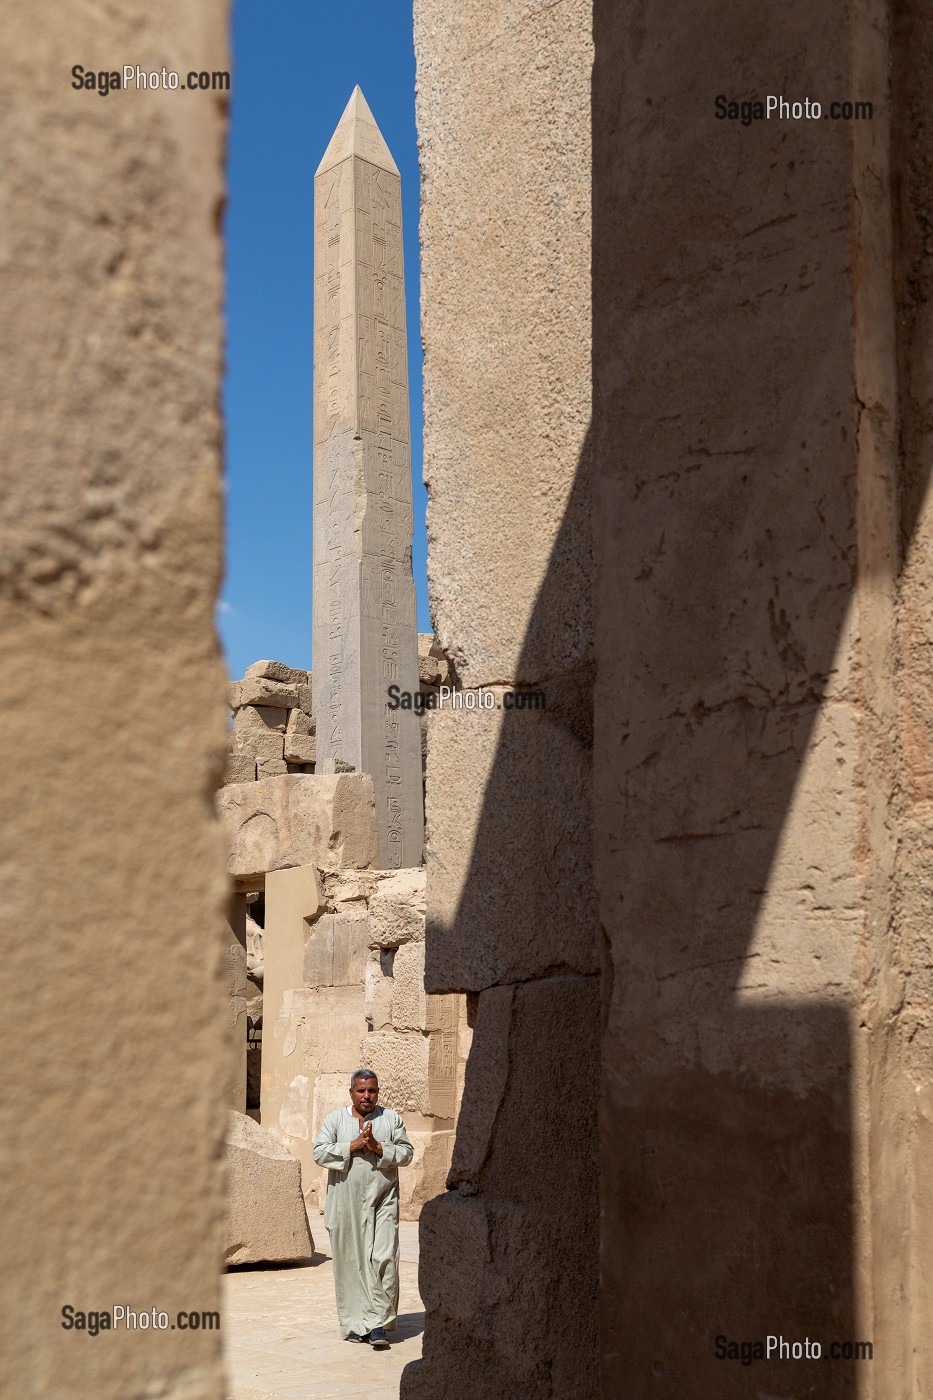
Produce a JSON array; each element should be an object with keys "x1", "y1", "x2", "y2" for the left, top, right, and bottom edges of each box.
[
  {"x1": 405, "y1": 4, "x2": 597, "y2": 1394},
  {"x1": 312, "y1": 87, "x2": 424, "y2": 870}
]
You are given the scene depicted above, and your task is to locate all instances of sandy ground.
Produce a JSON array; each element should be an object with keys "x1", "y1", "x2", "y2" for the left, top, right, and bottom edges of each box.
[{"x1": 222, "y1": 1220, "x2": 423, "y2": 1400}]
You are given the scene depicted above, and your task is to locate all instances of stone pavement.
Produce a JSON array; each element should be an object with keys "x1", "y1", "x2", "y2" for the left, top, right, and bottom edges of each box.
[{"x1": 223, "y1": 1221, "x2": 423, "y2": 1399}]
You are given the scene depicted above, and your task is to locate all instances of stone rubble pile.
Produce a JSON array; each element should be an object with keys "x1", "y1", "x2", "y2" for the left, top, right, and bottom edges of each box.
[
  {"x1": 417, "y1": 632, "x2": 454, "y2": 692},
  {"x1": 225, "y1": 660, "x2": 316, "y2": 785},
  {"x1": 224, "y1": 638, "x2": 453, "y2": 786}
]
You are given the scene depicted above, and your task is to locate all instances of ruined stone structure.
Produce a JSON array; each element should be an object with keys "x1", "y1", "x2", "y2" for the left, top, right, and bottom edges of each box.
[
  {"x1": 312, "y1": 88, "x2": 424, "y2": 870},
  {"x1": 222, "y1": 637, "x2": 452, "y2": 789},
  {"x1": 13, "y1": 1, "x2": 933, "y2": 1397},
  {"x1": 217, "y1": 641, "x2": 463, "y2": 1223},
  {"x1": 259, "y1": 862, "x2": 467, "y2": 1222},
  {"x1": 226, "y1": 660, "x2": 317, "y2": 782}
]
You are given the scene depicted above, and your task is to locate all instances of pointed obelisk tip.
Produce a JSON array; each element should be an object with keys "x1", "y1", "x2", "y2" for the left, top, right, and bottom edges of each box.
[{"x1": 316, "y1": 85, "x2": 399, "y2": 178}]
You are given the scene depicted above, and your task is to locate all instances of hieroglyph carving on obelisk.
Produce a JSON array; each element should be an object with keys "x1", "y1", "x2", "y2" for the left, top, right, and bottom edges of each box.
[{"x1": 312, "y1": 88, "x2": 424, "y2": 869}]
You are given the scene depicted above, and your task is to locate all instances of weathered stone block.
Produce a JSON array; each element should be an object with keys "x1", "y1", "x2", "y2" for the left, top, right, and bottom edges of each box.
[
  {"x1": 217, "y1": 773, "x2": 379, "y2": 882},
  {"x1": 398, "y1": 1128, "x2": 455, "y2": 1221},
  {"x1": 363, "y1": 1031, "x2": 429, "y2": 1114},
  {"x1": 224, "y1": 754, "x2": 255, "y2": 784},
  {"x1": 274, "y1": 986, "x2": 367, "y2": 1078},
  {"x1": 311, "y1": 986, "x2": 367, "y2": 1070},
  {"x1": 284, "y1": 733, "x2": 316, "y2": 764},
  {"x1": 368, "y1": 867, "x2": 426, "y2": 948},
  {"x1": 287, "y1": 707, "x2": 315, "y2": 736},
  {"x1": 229, "y1": 680, "x2": 242, "y2": 711},
  {"x1": 402, "y1": 1195, "x2": 593, "y2": 1399},
  {"x1": 235, "y1": 704, "x2": 288, "y2": 734},
  {"x1": 303, "y1": 912, "x2": 370, "y2": 988},
  {"x1": 427, "y1": 1032, "x2": 458, "y2": 1119},
  {"x1": 391, "y1": 940, "x2": 426, "y2": 1031},
  {"x1": 297, "y1": 683, "x2": 313, "y2": 715},
  {"x1": 321, "y1": 867, "x2": 382, "y2": 910},
  {"x1": 419, "y1": 655, "x2": 442, "y2": 686},
  {"x1": 365, "y1": 951, "x2": 394, "y2": 1031},
  {"x1": 244, "y1": 660, "x2": 308, "y2": 687},
  {"x1": 238, "y1": 676, "x2": 300, "y2": 709},
  {"x1": 256, "y1": 757, "x2": 288, "y2": 779},
  {"x1": 224, "y1": 1111, "x2": 314, "y2": 1265},
  {"x1": 233, "y1": 730, "x2": 285, "y2": 761},
  {"x1": 425, "y1": 990, "x2": 459, "y2": 1035},
  {"x1": 425, "y1": 696, "x2": 597, "y2": 990}
]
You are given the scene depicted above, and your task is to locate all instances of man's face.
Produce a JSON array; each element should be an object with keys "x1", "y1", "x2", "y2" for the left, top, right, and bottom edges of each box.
[{"x1": 350, "y1": 1076, "x2": 379, "y2": 1115}]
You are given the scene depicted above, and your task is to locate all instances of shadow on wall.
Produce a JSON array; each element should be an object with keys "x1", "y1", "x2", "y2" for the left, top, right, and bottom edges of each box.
[
  {"x1": 398, "y1": 0, "x2": 931, "y2": 1394},
  {"x1": 401, "y1": 430, "x2": 600, "y2": 1400},
  {"x1": 588, "y1": 1, "x2": 900, "y2": 1395}
]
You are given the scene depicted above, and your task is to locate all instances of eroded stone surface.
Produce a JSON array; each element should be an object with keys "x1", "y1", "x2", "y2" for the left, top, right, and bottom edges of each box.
[
  {"x1": 238, "y1": 676, "x2": 301, "y2": 710},
  {"x1": 285, "y1": 733, "x2": 317, "y2": 764},
  {"x1": 217, "y1": 774, "x2": 379, "y2": 883},
  {"x1": 234, "y1": 730, "x2": 286, "y2": 761},
  {"x1": 235, "y1": 703, "x2": 289, "y2": 734},
  {"x1": 225, "y1": 1111, "x2": 314, "y2": 1265},
  {"x1": 406, "y1": 3, "x2": 595, "y2": 1392},
  {"x1": 245, "y1": 661, "x2": 309, "y2": 687},
  {"x1": 368, "y1": 867, "x2": 426, "y2": 948}
]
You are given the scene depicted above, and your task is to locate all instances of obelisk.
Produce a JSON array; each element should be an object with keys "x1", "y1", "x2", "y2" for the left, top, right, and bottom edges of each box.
[{"x1": 312, "y1": 88, "x2": 424, "y2": 869}]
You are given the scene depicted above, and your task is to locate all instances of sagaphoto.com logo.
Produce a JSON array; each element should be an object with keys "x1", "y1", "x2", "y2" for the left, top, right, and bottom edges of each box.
[{"x1": 71, "y1": 64, "x2": 230, "y2": 96}]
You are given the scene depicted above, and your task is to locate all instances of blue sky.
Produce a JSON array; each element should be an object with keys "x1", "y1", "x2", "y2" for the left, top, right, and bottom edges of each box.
[{"x1": 220, "y1": 0, "x2": 428, "y2": 680}]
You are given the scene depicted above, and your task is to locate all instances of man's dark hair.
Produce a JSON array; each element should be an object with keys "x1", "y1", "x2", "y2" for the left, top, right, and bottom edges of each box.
[{"x1": 349, "y1": 1068, "x2": 378, "y2": 1089}]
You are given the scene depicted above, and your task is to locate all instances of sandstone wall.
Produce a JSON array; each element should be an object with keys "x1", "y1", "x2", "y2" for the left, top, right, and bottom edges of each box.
[
  {"x1": 873, "y1": 5, "x2": 933, "y2": 1393},
  {"x1": 0, "y1": 3, "x2": 229, "y2": 1396},
  {"x1": 410, "y1": 0, "x2": 933, "y2": 1395},
  {"x1": 593, "y1": 0, "x2": 931, "y2": 1396},
  {"x1": 407, "y1": 2, "x2": 596, "y2": 1395}
]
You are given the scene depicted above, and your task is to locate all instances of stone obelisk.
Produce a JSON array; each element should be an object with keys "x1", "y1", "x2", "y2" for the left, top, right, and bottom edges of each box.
[{"x1": 312, "y1": 88, "x2": 424, "y2": 869}]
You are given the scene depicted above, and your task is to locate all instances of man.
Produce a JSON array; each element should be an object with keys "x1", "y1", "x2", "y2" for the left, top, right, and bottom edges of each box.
[{"x1": 312, "y1": 1069, "x2": 413, "y2": 1348}]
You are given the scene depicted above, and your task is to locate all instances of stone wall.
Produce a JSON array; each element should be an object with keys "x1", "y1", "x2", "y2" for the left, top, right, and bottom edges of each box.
[
  {"x1": 0, "y1": 1, "x2": 230, "y2": 1395},
  {"x1": 218, "y1": 635, "x2": 462, "y2": 1222},
  {"x1": 592, "y1": 0, "x2": 931, "y2": 1395},
  {"x1": 260, "y1": 864, "x2": 467, "y2": 1221},
  {"x1": 406, "y1": 1, "x2": 933, "y2": 1397},
  {"x1": 406, "y1": 1, "x2": 596, "y2": 1395},
  {"x1": 218, "y1": 771, "x2": 381, "y2": 888}
]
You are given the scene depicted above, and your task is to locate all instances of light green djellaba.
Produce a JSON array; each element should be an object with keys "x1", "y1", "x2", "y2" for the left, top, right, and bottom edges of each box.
[{"x1": 312, "y1": 1105, "x2": 414, "y2": 1338}]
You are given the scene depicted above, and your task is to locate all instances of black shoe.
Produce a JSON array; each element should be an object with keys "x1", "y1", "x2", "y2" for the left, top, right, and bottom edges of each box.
[
  {"x1": 369, "y1": 1327, "x2": 390, "y2": 1349},
  {"x1": 346, "y1": 1331, "x2": 370, "y2": 1343}
]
